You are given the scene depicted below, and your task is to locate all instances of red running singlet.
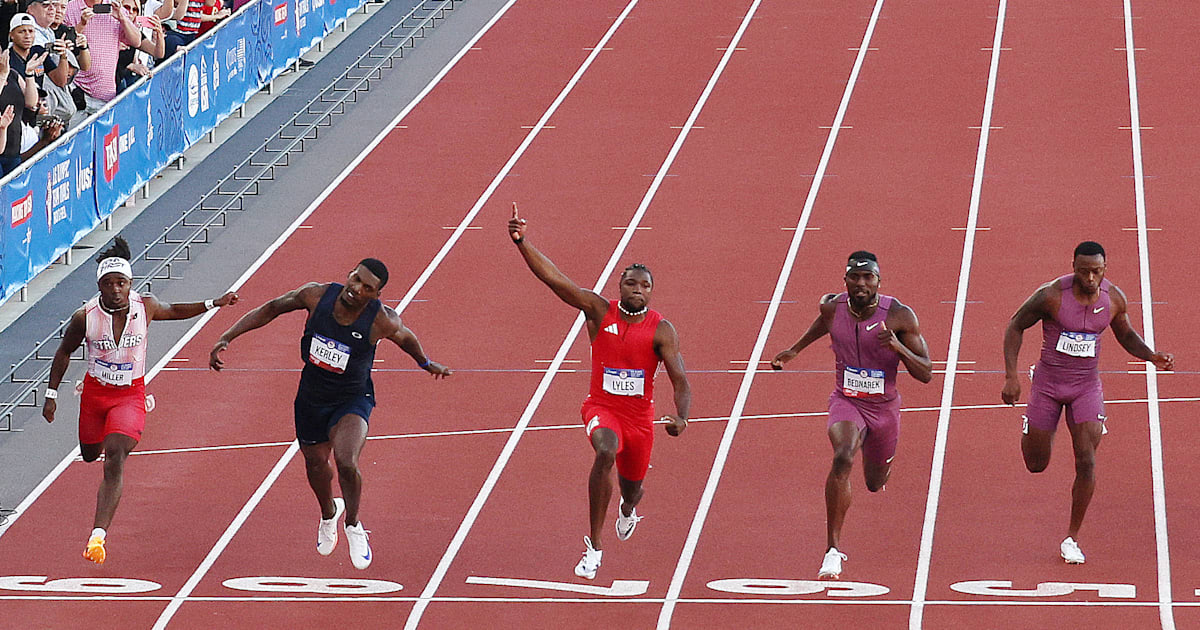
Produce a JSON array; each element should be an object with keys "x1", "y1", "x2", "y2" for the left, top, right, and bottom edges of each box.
[{"x1": 587, "y1": 300, "x2": 663, "y2": 417}]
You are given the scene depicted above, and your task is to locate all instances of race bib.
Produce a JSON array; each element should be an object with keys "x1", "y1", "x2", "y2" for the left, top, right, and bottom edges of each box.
[
  {"x1": 1056, "y1": 331, "x2": 1097, "y2": 358},
  {"x1": 309, "y1": 334, "x2": 351, "y2": 374},
  {"x1": 603, "y1": 367, "x2": 645, "y2": 397},
  {"x1": 93, "y1": 359, "x2": 134, "y2": 387},
  {"x1": 842, "y1": 366, "x2": 885, "y2": 398}
]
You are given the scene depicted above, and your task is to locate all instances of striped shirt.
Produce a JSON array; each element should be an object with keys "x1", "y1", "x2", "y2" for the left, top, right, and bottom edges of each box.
[{"x1": 176, "y1": 0, "x2": 206, "y2": 35}]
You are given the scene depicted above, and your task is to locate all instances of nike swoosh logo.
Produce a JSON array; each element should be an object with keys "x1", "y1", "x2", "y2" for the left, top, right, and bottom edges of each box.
[
  {"x1": 866, "y1": 322, "x2": 880, "y2": 331},
  {"x1": 1093, "y1": 307, "x2": 1105, "y2": 314},
  {"x1": 363, "y1": 551, "x2": 371, "y2": 561},
  {"x1": 855, "y1": 261, "x2": 870, "y2": 267}
]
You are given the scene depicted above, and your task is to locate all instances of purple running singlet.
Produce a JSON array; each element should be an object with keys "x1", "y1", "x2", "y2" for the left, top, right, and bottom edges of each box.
[
  {"x1": 828, "y1": 293, "x2": 902, "y2": 463},
  {"x1": 1025, "y1": 275, "x2": 1113, "y2": 432}
]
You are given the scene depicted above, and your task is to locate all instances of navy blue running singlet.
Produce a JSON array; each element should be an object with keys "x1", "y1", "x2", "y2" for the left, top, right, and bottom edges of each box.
[{"x1": 298, "y1": 283, "x2": 381, "y2": 400}]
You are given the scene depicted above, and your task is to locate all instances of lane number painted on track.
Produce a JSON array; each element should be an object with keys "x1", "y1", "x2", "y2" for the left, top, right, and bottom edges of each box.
[
  {"x1": 466, "y1": 576, "x2": 649, "y2": 597},
  {"x1": 222, "y1": 577, "x2": 402, "y2": 595},
  {"x1": 706, "y1": 578, "x2": 889, "y2": 598},
  {"x1": 0, "y1": 576, "x2": 161, "y2": 594},
  {"x1": 951, "y1": 580, "x2": 1135, "y2": 599}
]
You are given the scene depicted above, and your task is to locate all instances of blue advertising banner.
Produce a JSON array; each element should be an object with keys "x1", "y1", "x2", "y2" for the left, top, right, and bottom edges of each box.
[
  {"x1": 148, "y1": 54, "x2": 188, "y2": 170},
  {"x1": 42, "y1": 129, "x2": 100, "y2": 264},
  {"x1": 250, "y1": 0, "x2": 276, "y2": 83},
  {"x1": 210, "y1": 7, "x2": 262, "y2": 121},
  {"x1": 182, "y1": 37, "x2": 221, "y2": 145},
  {"x1": 0, "y1": 127, "x2": 98, "y2": 300},
  {"x1": 92, "y1": 82, "x2": 154, "y2": 218},
  {"x1": 0, "y1": 167, "x2": 36, "y2": 300}
]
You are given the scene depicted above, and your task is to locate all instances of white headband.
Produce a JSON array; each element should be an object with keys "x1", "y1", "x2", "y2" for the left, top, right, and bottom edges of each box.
[{"x1": 97, "y1": 257, "x2": 133, "y2": 281}]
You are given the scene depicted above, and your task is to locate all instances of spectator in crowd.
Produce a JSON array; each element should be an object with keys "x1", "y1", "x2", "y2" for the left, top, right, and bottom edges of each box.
[
  {"x1": 0, "y1": 38, "x2": 40, "y2": 174},
  {"x1": 161, "y1": 0, "x2": 201, "y2": 57},
  {"x1": 0, "y1": 0, "x2": 19, "y2": 49},
  {"x1": 9, "y1": 14, "x2": 56, "y2": 87},
  {"x1": 64, "y1": 0, "x2": 141, "y2": 114},
  {"x1": 115, "y1": 0, "x2": 162, "y2": 92},
  {"x1": 51, "y1": 0, "x2": 92, "y2": 73},
  {"x1": 194, "y1": 0, "x2": 228, "y2": 37},
  {"x1": 26, "y1": 0, "x2": 60, "y2": 47},
  {"x1": 20, "y1": 93, "x2": 63, "y2": 159},
  {"x1": 44, "y1": 48, "x2": 77, "y2": 126},
  {"x1": 0, "y1": 104, "x2": 14, "y2": 154}
]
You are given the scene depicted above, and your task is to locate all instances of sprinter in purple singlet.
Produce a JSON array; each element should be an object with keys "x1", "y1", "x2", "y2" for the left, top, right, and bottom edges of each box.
[
  {"x1": 1003, "y1": 241, "x2": 1173, "y2": 565},
  {"x1": 771, "y1": 251, "x2": 932, "y2": 580}
]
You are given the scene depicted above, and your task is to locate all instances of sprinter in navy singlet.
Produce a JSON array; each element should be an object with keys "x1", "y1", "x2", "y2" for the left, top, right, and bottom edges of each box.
[{"x1": 210, "y1": 259, "x2": 451, "y2": 569}]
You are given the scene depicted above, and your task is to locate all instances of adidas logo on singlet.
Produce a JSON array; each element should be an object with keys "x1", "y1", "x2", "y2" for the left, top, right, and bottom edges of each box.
[{"x1": 604, "y1": 323, "x2": 619, "y2": 335}]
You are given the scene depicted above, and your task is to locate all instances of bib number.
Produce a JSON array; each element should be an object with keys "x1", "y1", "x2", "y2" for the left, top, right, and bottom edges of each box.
[
  {"x1": 1056, "y1": 332, "x2": 1097, "y2": 358},
  {"x1": 603, "y1": 367, "x2": 645, "y2": 397},
  {"x1": 93, "y1": 359, "x2": 134, "y2": 387},
  {"x1": 842, "y1": 367, "x2": 885, "y2": 398},
  {"x1": 309, "y1": 334, "x2": 351, "y2": 374}
]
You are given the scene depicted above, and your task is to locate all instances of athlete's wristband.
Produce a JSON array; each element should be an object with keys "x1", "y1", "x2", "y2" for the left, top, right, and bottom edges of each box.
[
  {"x1": 418, "y1": 359, "x2": 431, "y2": 369},
  {"x1": 204, "y1": 299, "x2": 216, "y2": 310},
  {"x1": 44, "y1": 388, "x2": 58, "y2": 400}
]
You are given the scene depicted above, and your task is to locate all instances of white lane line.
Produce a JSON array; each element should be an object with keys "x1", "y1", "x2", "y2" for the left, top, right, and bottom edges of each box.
[
  {"x1": 0, "y1": 595, "x2": 1185, "y2": 604},
  {"x1": 908, "y1": 2, "x2": 1006, "y2": 627},
  {"x1": 149, "y1": 1, "x2": 527, "y2": 627},
  {"x1": 121, "y1": 394, "x2": 1200, "y2": 458},
  {"x1": 404, "y1": 2, "x2": 760, "y2": 626},
  {"x1": 656, "y1": 1, "x2": 881, "y2": 627},
  {"x1": 1123, "y1": 2, "x2": 1174, "y2": 628}
]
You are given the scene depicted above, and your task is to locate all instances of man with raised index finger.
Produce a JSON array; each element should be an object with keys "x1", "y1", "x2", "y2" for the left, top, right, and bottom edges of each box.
[{"x1": 509, "y1": 203, "x2": 691, "y2": 581}]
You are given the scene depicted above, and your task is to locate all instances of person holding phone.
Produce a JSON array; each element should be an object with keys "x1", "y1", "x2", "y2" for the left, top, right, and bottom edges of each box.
[
  {"x1": 64, "y1": 0, "x2": 140, "y2": 112},
  {"x1": 51, "y1": 0, "x2": 92, "y2": 73},
  {"x1": 115, "y1": 0, "x2": 161, "y2": 92},
  {"x1": 8, "y1": 13, "x2": 53, "y2": 86}
]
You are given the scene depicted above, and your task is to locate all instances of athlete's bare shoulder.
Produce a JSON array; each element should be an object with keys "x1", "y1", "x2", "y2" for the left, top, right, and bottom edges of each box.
[
  {"x1": 375, "y1": 303, "x2": 404, "y2": 337},
  {"x1": 818, "y1": 293, "x2": 839, "y2": 317},
  {"x1": 1025, "y1": 279, "x2": 1061, "y2": 310},
  {"x1": 1106, "y1": 282, "x2": 1129, "y2": 313},
  {"x1": 883, "y1": 298, "x2": 921, "y2": 329}
]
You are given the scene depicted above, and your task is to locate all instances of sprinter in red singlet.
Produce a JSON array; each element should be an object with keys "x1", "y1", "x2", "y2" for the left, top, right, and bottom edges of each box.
[
  {"x1": 42, "y1": 237, "x2": 238, "y2": 564},
  {"x1": 508, "y1": 205, "x2": 691, "y2": 581},
  {"x1": 1003, "y1": 241, "x2": 1173, "y2": 564},
  {"x1": 771, "y1": 250, "x2": 932, "y2": 580}
]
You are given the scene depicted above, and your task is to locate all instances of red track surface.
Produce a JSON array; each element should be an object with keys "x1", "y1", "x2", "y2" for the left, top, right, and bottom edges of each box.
[{"x1": 1, "y1": 1, "x2": 1196, "y2": 628}]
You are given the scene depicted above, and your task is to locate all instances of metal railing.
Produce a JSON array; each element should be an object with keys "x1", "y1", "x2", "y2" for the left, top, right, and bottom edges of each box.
[{"x1": 0, "y1": 0, "x2": 463, "y2": 431}]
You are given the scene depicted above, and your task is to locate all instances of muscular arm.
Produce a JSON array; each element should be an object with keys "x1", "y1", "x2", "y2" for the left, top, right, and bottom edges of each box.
[
  {"x1": 208, "y1": 283, "x2": 321, "y2": 370},
  {"x1": 655, "y1": 319, "x2": 690, "y2": 436},
  {"x1": 1108, "y1": 285, "x2": 1175, "y2": 370},
  {"x1": 508, "y1": 204, "x2": 608, "y2": 326},
  {"x1": 770, "y1": 295, "x2": 836, "y2": 369},
  {"x1": 1002, "y1": 284, "x2": 1053, "y2": 404},
  {"x1": 145, "y1": 291, "x2": 238, "y2": 321},
  {"x1": 42, "y1": 309, "x2": 87, "y2": 423},
  {"x1": 379, "y1": 307, "x2": 451, "y2": 378},
  {"x1": 882, "y1": 302, "x2": 933, "y2": 383}
]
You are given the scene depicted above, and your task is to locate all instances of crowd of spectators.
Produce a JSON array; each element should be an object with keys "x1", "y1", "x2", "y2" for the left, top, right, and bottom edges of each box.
[{"x1": 0, "y1": 0, "x2": 233, "y2": 175}]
